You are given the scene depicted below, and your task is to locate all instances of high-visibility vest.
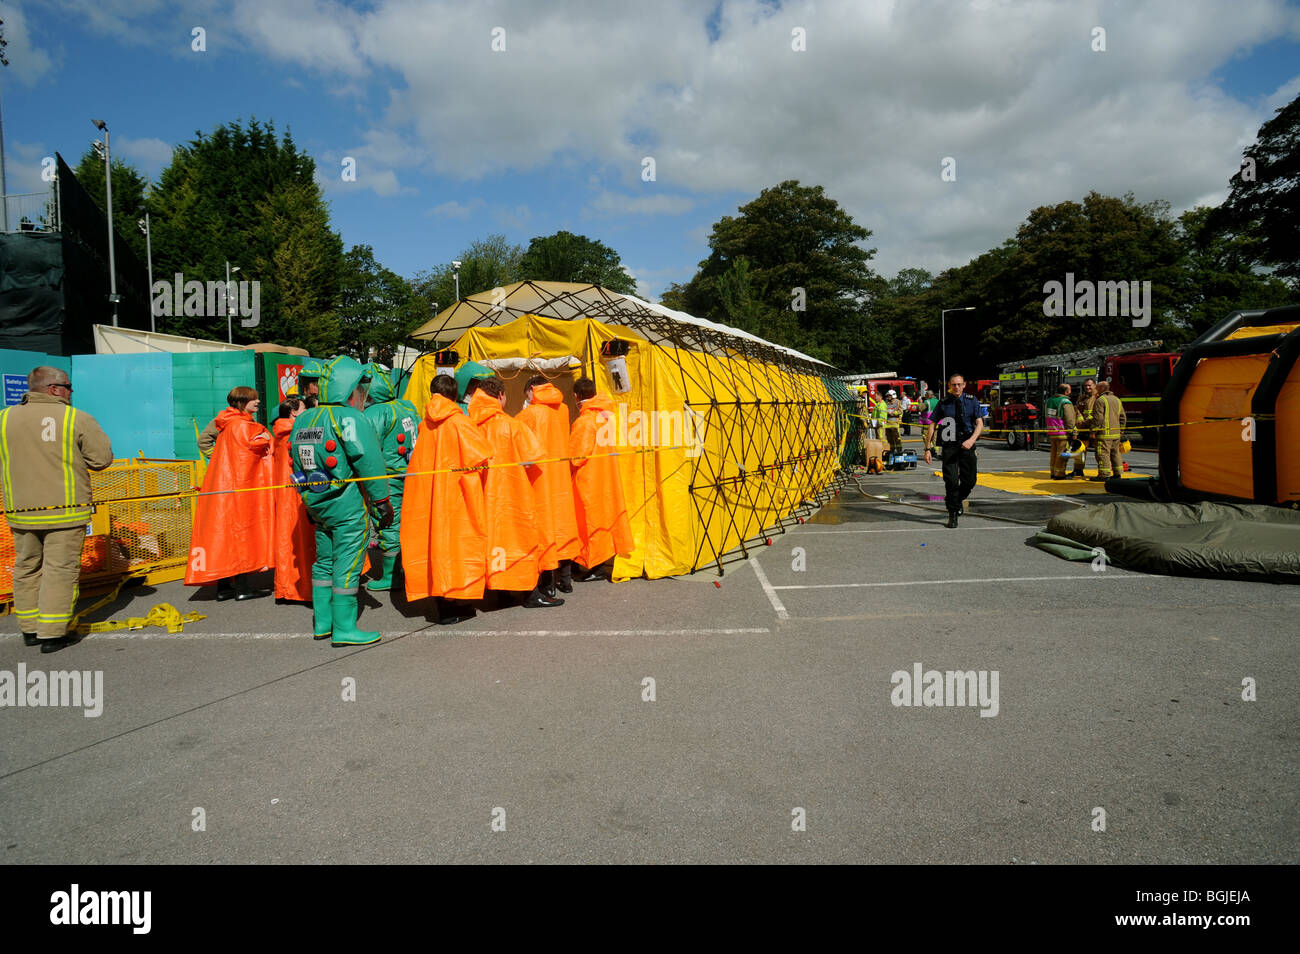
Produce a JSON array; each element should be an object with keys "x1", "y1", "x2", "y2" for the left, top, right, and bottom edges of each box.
[
  {"x1": 1094, "y1": 394, "x2": 1123, "y2": 439},
  {"x1": 1044, "y1": 395, "x2": 1072, "y2": 437}
]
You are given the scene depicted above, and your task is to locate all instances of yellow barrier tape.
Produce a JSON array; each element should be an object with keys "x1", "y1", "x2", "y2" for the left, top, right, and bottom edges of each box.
[
  {"x1": 2, "y1": 443, "x2": 696, "y2": 516},
  {"x1": 80, "y1": 604, "x2": 206, "y2": 635},
  {"x1": 65, "y1": 574, "x2": 207, "y2": 636},
  {"x1": 7, "y1": 407, "x2": 1273, "y2": 516}
]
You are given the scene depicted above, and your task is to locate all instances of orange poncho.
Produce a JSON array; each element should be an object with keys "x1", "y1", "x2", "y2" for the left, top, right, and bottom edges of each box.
[
  {"x1": 401, "y1": 393, "x2": 494, "y2": 601},
  {"x1": 271, "y1": 417, "x2": 316, "y2": 601},
  {"x1": 185, "y1": 407, "x2": 273, "y2": 584},
  {"x1": 568, "y1": 393, "x2": 633, "y2": 568},
  {"x1": 516, "y1": 383, "x2": 580, "y2": 568},
  {"x1": 469, "y1": 390, "x2": 546, "y2": 591}
]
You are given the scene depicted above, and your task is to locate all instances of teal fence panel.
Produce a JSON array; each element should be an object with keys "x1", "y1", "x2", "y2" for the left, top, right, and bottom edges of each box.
[
  {"x1": 172, "y1": 351, "x2": 257, "y2": 460},
  {"x1": 71, "y1": 353, "x2": 175, "y2": 459}
]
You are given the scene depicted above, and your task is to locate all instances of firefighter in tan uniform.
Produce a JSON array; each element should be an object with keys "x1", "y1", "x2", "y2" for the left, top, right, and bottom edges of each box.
[
  {"x1": 0, "y1": 367, "x2": 114, "y2": 651},
  {"x1": 1073, "y1": 378, "x2": 1097, "y2": 478},
  {"x1": 1090, "y1": 381, "x2": 1127, "y2": 481}
]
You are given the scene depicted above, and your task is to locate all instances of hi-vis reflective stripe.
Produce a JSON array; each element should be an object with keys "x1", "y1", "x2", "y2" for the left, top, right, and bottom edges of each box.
[
  {"x1": 0, "y1": 407, "x2": 13, "y2": 510},
  {"x1": 9, "y1": 507, "x2": 93, "y2": 525},
  {"x1": 4, "y1": 402, "x2": 91, "y2": 522},
  {"x1": 62, "y1": 406, "x2": 76, "y2": 509},
  {"x1": 1, "y1": 405, "x2": 90, "y2": 524}
]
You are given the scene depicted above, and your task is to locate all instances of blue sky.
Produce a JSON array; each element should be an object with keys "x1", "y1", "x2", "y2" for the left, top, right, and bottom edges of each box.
[{"x1": 4, "y1": 0, "x2": 1299, "y2": 301}]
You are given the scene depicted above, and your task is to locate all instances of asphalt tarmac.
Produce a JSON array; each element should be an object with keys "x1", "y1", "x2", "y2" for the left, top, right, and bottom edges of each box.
[{"x1": 2, "y1": 444, "x2": 1296, "y2": 864}]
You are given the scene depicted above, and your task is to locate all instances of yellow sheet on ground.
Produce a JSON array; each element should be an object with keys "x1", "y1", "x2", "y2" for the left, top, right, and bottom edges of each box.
[{"x1": 939, "y1": 469, "x2": 1147, "y2": 496}]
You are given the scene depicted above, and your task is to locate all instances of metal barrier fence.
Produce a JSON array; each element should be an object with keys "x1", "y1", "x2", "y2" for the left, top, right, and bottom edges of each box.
[
  {"x1": 1, "y1": 190, "x2": 59, "y2": 233},
  {"x1": 1, "y1": 457, "x2": 201, "y2": 608}
]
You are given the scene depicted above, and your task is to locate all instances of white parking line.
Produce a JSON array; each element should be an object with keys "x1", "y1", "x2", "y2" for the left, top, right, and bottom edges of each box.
[
  {"x1": 773, "y1": 574, "x2": 1149, "y2": 590},
  {"x1": 798, "y1": 527, "x2": 1033, "y2": 533},
  {"x1": 74, "y1": 628, "x2": 772, "y2": 640},
  {"x1": 748, "y1": 557, "x2": 790, "y2": 620}
]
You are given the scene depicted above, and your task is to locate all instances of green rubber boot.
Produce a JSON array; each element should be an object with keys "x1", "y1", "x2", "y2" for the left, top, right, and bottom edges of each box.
[
  {"x1": 365, "y1": 551, "x2": 400, "y2": 592},
  {"x1": 330, "y1": 592, "x2": 381, "y2": 647},
  {"x1": 311, "y1": 584, "x2": 333, "y2": 640}
]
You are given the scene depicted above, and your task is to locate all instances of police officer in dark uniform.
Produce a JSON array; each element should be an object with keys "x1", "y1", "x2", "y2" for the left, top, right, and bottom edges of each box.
[{"x1": 923, "y1": 373, "x2": 983, "y2": 528}]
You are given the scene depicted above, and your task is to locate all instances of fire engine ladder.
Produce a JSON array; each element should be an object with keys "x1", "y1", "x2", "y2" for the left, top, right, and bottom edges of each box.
[
  {"x1": 998, "y1": 339, "x2": 1163, "y2": 449},
  {"x1": 996, "y1": 339, "x2": 1164, "y2": 376}
]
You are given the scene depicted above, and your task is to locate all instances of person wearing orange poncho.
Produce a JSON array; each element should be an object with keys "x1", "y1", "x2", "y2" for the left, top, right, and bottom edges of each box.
[
  {"x1": 517, "y1": 375, "x2": 580, "y2": 596},
  {"x1": 185, "y1": 386, "x2": 274, "y2": 600},
  {"x1": 400, "y1": 374, "x2": 494, "y2": 624},
  {"x1": 270, "y1": 397, "x2": 315, "y2": 602},
  {"x1": 568, "y1": 377, "x2": 633, "y2": 581},
  {"x1": 466, "y1": 377, "x2": 563, "y2": 608}
]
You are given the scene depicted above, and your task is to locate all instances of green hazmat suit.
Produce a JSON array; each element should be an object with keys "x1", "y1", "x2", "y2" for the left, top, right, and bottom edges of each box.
[
  {"x1": 454, "y1": 360, "x2": 495, "y2": 413},
  {"x1": 291, "y1": 355, "x2": 391, "y2": 645},
  {"x1": 297, "y1": 356, "x2": 327, "y2": 405},
  {"x1": 362, "y1": 363, "x2": 420, "y2": 588}
]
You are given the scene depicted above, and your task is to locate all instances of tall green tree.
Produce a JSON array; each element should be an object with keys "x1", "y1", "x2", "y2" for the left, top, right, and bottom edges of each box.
[
  {"x1": 1209, "y1": 92, "x2": 1300, "y2": 286},
  {"x1": 714, "y1": 256, "x2": 799, "y2": 346},
  {"x1": 1171, "y1": 206, "x2": 1295, "y2": 343},
  {"x1": 899, "y1": 192, "x2": 1183, "y2": 377},
  {"x1": 256, "y1": 181, "x2": 343, "y2": 354},
  {"x1": 868, "y1": 268, "x2": 934, "y2": 375},
  {"x1": 337, "y1": 244, "x2": 423, "y2": 363},
  {"x1": 678, "y1": 180, "x2": 883, "y2": 370},
  {"x1": 147, "y1": 118, "x2": 341, "y2": 345},
  {"x1": 73, "y1": 149, "x2": 151, "y2": 263},
  {"x1": 517, "y1": 230, "x2": 637, "y2": 294},
  {"x1": 411, "y1": 233, "x2": 524, "y2": 323},
  {"x1": 658, "y1": 281, "x2": 690, "y2": 311}
]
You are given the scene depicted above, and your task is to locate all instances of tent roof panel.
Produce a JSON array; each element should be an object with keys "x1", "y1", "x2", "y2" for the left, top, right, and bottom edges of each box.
[{"x1": 407, "y1": 280, "x2": 838, "y2": 373}]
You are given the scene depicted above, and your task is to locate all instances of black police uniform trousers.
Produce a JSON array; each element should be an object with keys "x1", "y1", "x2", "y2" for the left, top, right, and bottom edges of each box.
[{"x1": 940, "y1": 441, "x2": 978, "y2": 513}]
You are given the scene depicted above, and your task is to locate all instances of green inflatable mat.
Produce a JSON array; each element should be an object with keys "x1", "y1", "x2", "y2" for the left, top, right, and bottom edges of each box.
[{"x1": 1033, "y1": 500, "x2": 1300, "y2": 583}]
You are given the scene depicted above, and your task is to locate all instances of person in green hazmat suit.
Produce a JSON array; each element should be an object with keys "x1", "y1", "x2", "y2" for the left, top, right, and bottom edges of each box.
[
  {"x1": 290, "y1": 356, "x2": 394, "y2": 646},
  {"x1": 454, "y1": 360, "x2": 495, "y2": 413},
  {"x1": 297, "y1": 357, "x2": 326, "y2": 408},
  {"x1": 362, "y1": 363, "x2": 420, "y2": 591}
]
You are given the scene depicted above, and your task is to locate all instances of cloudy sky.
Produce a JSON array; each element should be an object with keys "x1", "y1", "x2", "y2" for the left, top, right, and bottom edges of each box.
[{"x1": 5, "y1": 0, "x2": 1299, "y2": 299}]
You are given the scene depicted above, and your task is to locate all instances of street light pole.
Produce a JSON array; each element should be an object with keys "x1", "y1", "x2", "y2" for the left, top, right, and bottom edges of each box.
[
  {"x1": 452, "y1": 260, "x2": 462, "y2": 302},
  {"x1": 92, "y1": 119, "x2": 119, "y2": 326},
  {"x1": 941, "y1": 306, "x2": 975, "y2": 390},
  {"x1": 139, "y1": 213, "x2": 153, "y2": 332},
  {"x1": 225, "y1": 261, "x2": 240, "y2": 343}
]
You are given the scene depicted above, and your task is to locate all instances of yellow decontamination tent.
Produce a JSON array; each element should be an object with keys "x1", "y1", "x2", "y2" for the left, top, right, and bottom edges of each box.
[{"x1": 403, "y1": 281, "x2": 861, "y2": 579}]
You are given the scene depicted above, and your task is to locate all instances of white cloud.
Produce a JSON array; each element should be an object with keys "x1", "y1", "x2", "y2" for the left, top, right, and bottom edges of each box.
[
  {"x1": 44, "y1": 0, "x2": 217, "y2": 47},
  {"x1": 333, "y1": 0, "x2": 1299, "y2": 274},
  {"x1": 1265, "y1": 73, "x2": 1300, "y2": 111},
  {"x1": 54, "y1": 0, "x2": 1300, "y2": 279},
  {"x1": 5, "y1": 140, "x2": 55, "y2": 194},
  {"x1": 429, "y1": 198, "x2": 485, "y2": 219},
  {"x1": 493, "y1": 204, "x2": 531, "y2": 230},
  {"x1": 114, "y1": 136, "x2": 174, "y2": 172},
  {"x1": 584, "y1": 191, "x2": 696, "y2": 218},
  {"x1": 232, "y1": 0, "x2": 367, "y2": 76},
  {"x1": 1, "y1": 0, "x2": 57, "y2": 84}
]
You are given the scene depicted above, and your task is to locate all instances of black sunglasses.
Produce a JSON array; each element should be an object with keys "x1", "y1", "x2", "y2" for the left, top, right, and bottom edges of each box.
[{"x1": 50, "y1": 382, "x2": 73, "y2": 392}]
